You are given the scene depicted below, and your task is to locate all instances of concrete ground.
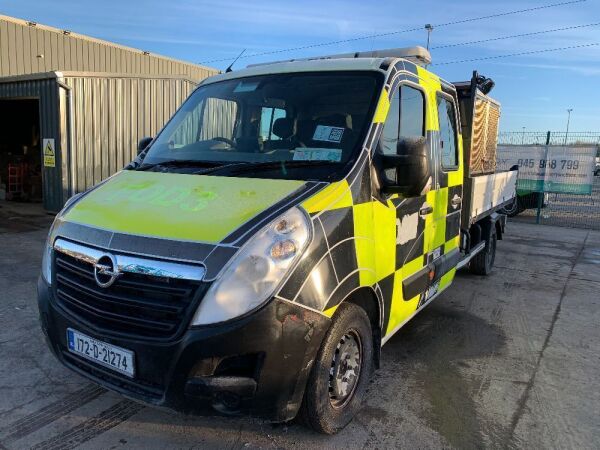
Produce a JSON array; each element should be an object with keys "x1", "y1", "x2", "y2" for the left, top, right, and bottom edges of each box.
[{"x1": 1, "y1": 213, "x2": 599, "y2": 449}]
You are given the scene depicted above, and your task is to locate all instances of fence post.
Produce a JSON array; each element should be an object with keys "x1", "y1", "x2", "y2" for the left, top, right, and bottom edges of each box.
[{"x1": 536, "y1": 132, "x2": 551, "y2": 224}]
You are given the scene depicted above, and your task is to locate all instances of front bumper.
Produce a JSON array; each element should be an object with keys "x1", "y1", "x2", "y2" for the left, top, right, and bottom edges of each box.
[{"x1": 37, "y1": 277, "x2": 330, "y2": 421}]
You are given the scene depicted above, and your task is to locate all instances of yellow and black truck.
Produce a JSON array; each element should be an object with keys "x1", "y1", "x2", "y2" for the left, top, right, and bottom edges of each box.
[{"x1": 38, "y1": 47, "x2": 517, "y2": 434}]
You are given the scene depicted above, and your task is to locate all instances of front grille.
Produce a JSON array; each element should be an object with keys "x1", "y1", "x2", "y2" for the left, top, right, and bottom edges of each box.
[{"x1": 54, "y1": 250, "x2": 203, "y2": 340}]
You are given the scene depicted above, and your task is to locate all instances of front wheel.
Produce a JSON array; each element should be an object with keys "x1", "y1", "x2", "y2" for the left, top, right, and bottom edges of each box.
[{"x1": 299, "y1": 303, "x2": 373, "y2": 434}]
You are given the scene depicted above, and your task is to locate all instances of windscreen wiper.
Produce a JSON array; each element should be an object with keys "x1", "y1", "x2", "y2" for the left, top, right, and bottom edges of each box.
[
  {"x1": 224, "y1": 160, "x2": 339, "y2": 175},
  {"x1": 137, "y1": 159, "x2": 225, "y2": 171}
]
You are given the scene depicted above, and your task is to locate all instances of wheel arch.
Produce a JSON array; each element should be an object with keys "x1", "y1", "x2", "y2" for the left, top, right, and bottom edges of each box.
[{"x1": 333, "y1": 286, "x2": 383, "y2": 369}]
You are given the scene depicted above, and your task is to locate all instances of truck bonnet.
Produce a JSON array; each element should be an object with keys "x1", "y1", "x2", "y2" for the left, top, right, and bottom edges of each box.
[{"x1": 62, "y1": 170, "x2": 308, "y2": 244}]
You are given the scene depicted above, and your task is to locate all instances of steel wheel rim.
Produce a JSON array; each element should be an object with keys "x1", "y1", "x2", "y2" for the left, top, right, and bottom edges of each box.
[{"x1": 328, "y1": 329, "x2": 362, "y2": 409}]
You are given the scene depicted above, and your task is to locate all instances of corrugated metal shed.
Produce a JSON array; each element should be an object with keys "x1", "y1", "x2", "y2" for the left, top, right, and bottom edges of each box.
[
  {"x1": 62, "y1": 72, "x2": 198, "y2": 192},
  {"x1": 0, "y1": 14, "x2": 218, "y2": 211},
  {"x1": 0, "y1": 15, "x2": 216, "y2": 81},
  {"x1": 0, "y1": 71, "x2": 200, "y2": 211}
]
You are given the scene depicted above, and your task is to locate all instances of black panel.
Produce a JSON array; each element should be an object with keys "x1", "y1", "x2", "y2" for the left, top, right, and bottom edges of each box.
[
  {"x1": 432, "y1": 248, "x2": 461, "y2": 283},
  {"x1": 322, "y1": 270, "x2": 361, "y2": 311},
  {"x1": 329, "y1": 239, "x2": 358, "y2": 282},
  {"x1": 109, "y1": 232, "x2": 216, "y2": 263},
  {"x1": 377, "y1": 272, "x2": 395, "y2": 333},
  {"x1": 402, "y1": 265, "x2": 430, "y2": 301},
  {"x1": 203, "y1": 246, "x2": 239, "y2": 280},
  {"x1": 318, "y1": 207, "x2": 355, "y2": 248},
  {"x1": 295, "y1": 255, "x2": 339, "y2": 310},
  {"x1": 393, "y1": 196, "x2": 427, "y2": 269},
  {"x1": 445, "y1": 211, "x2": 461, "y2": 242},
  {"x1": 53, "y1": 221, "x2": 113, "y2": 249},
  {"x1": 447, "y1": 185, "x2": 463, "y2": 211},
  {"x1": 350, "y1": 158, "x2": 372, "y2": 205}
]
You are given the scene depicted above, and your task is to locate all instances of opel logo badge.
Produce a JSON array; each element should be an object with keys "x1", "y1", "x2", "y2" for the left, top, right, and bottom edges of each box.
[{"x1": 94, "y1": 254, "x2": 121, "y2": 288}]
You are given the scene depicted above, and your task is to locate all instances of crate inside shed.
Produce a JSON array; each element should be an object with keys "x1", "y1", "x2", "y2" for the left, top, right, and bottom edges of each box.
[{"x1": 455, "y1": 72, "x2": 501, "y2": 177}]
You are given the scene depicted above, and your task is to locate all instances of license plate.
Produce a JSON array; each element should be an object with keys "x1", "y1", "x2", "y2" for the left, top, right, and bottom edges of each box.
[{"x1": 67, "y1": 328, "x2": 135, "y2": 377}]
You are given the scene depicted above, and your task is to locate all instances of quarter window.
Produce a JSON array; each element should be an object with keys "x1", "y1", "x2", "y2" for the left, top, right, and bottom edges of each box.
[{"x1": 437, "y1": 95, "x2": 458, "y2": 168}]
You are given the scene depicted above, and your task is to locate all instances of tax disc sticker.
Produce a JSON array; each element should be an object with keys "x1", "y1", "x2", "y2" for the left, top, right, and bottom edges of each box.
[{"x1": 312, "y1": 125, "x2": 344, "y2": 143}]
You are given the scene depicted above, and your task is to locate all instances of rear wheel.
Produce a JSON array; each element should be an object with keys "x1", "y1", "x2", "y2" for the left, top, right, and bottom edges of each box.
[
  {"x1": 470, "y1": 225, "x2": 497, "y2": 275},
  {"x1": 299, "y1": 303, "x2": 373, "y2": 434}
]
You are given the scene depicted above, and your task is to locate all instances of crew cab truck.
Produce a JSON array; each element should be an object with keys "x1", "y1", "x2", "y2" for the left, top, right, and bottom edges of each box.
[{"x1": 38, "y1": 47, "x2": 517, "y2": 434}]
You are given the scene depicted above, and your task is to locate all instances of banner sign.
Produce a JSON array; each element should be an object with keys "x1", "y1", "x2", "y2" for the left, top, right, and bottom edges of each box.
[{"x1": 497, "y1": 145, "x2": 596, "y2": 194}]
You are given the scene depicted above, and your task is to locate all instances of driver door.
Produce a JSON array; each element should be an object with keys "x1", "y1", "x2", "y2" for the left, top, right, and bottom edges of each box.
[{"x1": 378, "y1": 82, "x2": 437, "y2": 335}]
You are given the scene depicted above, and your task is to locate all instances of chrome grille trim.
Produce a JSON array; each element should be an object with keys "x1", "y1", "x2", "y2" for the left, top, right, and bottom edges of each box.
[{"x1": 54, "y1": 238, "x2": 206, "y2": 282}]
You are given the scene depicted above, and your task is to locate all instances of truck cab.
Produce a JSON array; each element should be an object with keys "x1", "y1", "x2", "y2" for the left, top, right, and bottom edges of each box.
[{"x1": 38, "y1": 47, "x2": 516, "y2": 434}]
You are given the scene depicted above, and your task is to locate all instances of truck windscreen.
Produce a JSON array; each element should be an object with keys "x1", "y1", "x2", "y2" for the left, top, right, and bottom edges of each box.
[{"x1": 141, "y1": 71, "x2": 382, "y2": 181}]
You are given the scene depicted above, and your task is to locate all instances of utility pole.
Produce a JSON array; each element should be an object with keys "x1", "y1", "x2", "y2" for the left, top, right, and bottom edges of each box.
[
  {"x1": 425, "y1": 24, "x2": 434, "y2": 50},
  {"x1": 565, "y1": 108, "x2": 573, "y2": 145}
]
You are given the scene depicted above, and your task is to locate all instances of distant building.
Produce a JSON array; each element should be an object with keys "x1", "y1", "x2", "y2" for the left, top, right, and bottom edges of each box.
[{"x1": 0, "y1": 14, "x2": 218, "y2": 211}]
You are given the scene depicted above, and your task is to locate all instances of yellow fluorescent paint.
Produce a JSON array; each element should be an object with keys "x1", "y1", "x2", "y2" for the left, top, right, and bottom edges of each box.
[
  {"x1": 439, "y1": 268, "x2": 456, "y2": 290},
  {"x1": 371, "y1": 201, "x2": 396, "y2": 280},
  {"x1": 323, "y1": 304, "x2": 339, "y2": 318},
  {"x1": 64, "y1": 170, "x2": 305, "y2": 243},
  {"x1": 302, "y1": 180, "x2": 353, "y2": 214},
  {"x1": 384, "y1": 255, "x2": 425, "y2": 336},
  {"x1": 373, "y1": 88, "x2": 390, "y2": 123},
  {"x1": 416, "y1": 66, "x2": 442, "y2": 132},
  {"x1": 385, "y1": 270, "x2": 420, "y2": 335},
  {"x1": 352, "y1": 202, "x2": 377, "y2": 286}
]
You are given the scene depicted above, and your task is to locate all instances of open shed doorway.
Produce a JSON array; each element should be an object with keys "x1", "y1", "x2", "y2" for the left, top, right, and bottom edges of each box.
[{"x1": 0, "y1": 99, "x2": 43, "y2": 204}]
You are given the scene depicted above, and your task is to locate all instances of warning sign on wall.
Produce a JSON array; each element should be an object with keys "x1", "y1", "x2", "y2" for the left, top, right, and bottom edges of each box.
[{"x1": 43, "y1": 139, "x2": 56, "y2": 167}]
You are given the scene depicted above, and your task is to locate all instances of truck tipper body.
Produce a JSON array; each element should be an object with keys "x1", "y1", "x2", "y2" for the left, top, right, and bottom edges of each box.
[{"x1": 38, "y1": 47, "x2": 516, "y2": 433}]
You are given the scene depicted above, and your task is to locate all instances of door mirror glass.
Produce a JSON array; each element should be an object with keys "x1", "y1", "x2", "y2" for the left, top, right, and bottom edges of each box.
[
  {"x1": 380, "y1": 137, "x2": 431, "y2": 197},
  {"x1": 138, "y1": 136, "x2": 153, "y2": 154}
]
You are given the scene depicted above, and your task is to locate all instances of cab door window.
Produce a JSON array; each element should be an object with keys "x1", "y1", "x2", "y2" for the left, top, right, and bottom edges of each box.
[
  {"x1": 380, "y1": 85, "x2": 425, "y2": 155},
  {"x1": 437, "y1": 95, "x2": 458, "y2": 169}
]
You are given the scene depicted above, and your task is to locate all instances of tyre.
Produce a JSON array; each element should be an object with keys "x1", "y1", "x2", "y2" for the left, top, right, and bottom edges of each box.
[
  {"x1": 469, "y1": 225, "x2": 497, "y2": 275},
  {"x1": 299, "y1": 303, "x2": 373, "y2": 434}
]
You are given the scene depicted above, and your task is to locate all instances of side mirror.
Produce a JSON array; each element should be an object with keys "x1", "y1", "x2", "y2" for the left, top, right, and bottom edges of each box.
[
  {"x1": 380, "y1": 137, "x2": 431, "y2": 197},
  {"x1": 138, "y1": 136, "x2": 153, "y2": 155}
]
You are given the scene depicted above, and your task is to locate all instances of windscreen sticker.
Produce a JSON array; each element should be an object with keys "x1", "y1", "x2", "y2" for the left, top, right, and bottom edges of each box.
[
  {"x1": 293, "y1": 148, "x2": 342, "y2": 162},
  {"x1": 312, "y1": 125, "x2": 344, "y2": 143},
  {"x1": 233, "y1": 81, "x2": 260, "y2": 92}
]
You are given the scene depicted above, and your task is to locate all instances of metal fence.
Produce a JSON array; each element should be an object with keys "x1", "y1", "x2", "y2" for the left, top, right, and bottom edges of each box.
[
  {"x1": 499, "y1": 131, "x2": 600, "y2": 146},
  {"x1": 497, "y1": 131, "x2": 600, "y2": 230}
]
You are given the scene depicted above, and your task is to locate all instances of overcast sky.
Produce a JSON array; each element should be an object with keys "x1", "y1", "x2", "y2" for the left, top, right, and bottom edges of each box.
[{"x1": 3, "y1": 0, "x2": 599, "y2": 131}]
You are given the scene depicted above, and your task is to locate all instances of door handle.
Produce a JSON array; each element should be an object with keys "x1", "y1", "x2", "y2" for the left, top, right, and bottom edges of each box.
[
  {"x1": 419, "y1": 203, "x2": 433, "y2": 217},
  {"x1": 451, "y1": 196, "x2": 462, "y2": 208}
]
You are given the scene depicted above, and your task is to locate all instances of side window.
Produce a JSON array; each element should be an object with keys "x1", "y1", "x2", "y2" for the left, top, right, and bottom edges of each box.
[
  {"x1": 259, "y1": 107, "x2": 286, "y2": 141},
  {"x1": 399, "y1": 85, "x2": 425, "y2": 138},
  {"x1": 380, "y1": 85, "x2": 425, "y2": 155},
  {"x1": 437, "y1": 95, "x2": 458, "y2": 169},
  {"x1": 380, "y1": 91, "x2": 399, "y2": 155}
]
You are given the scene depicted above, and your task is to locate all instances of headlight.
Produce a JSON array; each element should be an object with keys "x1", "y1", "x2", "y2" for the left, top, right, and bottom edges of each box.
[
  {"x1": 41, "y1": 219, "x2": 58, "y2": 285},
  {"x1": 191, "y1": 207, "x2": 312, "y2": 326},
  {"x1": 40, "y1": 192, "x2": 84, "y2": 286}
]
